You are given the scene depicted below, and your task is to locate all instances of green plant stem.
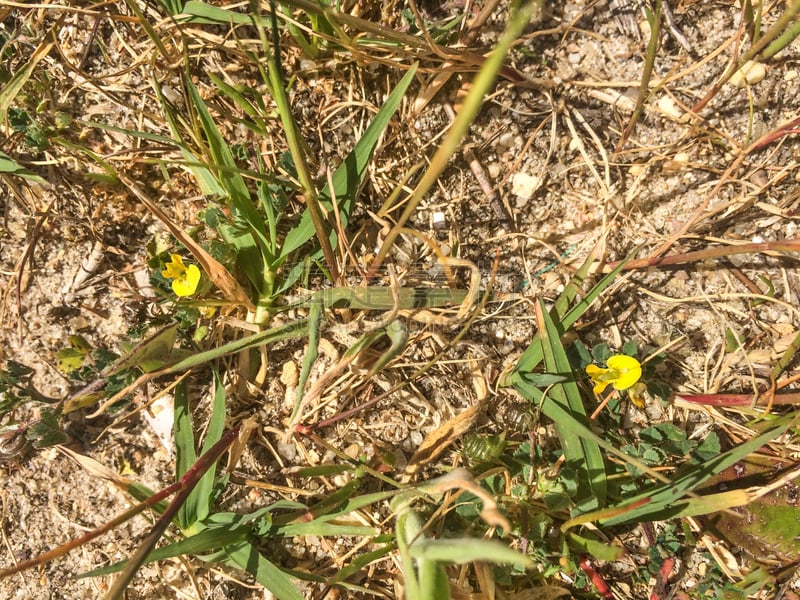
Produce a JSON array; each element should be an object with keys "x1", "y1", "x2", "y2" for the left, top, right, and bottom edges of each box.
[
  {"x1": 259, "y1": 1, "x2": 339, "y2": 281},
  {"x1": 367, "y1": 0, "x2": 542, "y2": 278},
  {"x1": 616, "y1": 0, "x2": 660, "y2": 153}
]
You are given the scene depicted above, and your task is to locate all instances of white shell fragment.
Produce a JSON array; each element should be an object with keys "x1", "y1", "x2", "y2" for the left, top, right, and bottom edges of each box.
[
  {"x1": 657, "y1": 95, "x2": 683, "y2": 120},
  {"x1": 142, "y1": 394, "x2": 175, "y2": 454},
  {"x1": 432, "y1": 211, "x2": 447, "y2": 230},
  {"x1": 511, "y1": 172, "x2": 541, "y2": 202},
  {"x1": 730, "y1": 61, "x2": 766, "y2": 87}
]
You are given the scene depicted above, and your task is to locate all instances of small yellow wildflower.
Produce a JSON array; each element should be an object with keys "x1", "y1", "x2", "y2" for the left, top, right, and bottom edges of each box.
[
  {"x1": 586, "y1": 354, "x2": 642, "y2": 395},
  {"x1": 161, "y1": 254, "x2": 201, "y2": 297}
]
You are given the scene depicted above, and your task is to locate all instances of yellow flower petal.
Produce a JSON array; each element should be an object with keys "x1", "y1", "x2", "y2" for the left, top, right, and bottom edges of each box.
[
  {"x1": 606, "y1": 354, "x2": 642, "y2": 390},
  {"x1": 161, "y1": 254, "x2": 187, "y2": 279},
  {"x1": 586, "y1": 355, "x2": 643, "y2": 395},
  {"x1": 585, "y1": 364, "x2": 606, "y2": 377},
  {"x1": 593, "y1": 380, "x2": 611, "y2": 394},
  {"x1": 585, "y1": 364, "x2": 612, "y2": 394},
  {"x1": 172, "y1": 264, "x2": 201, "y2": 297}
]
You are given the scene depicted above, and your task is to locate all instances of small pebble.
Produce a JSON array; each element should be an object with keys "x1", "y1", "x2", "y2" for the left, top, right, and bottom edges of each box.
[
  {"x1": 730, "y1": 60, "x2": 766, "y2": 87},
  {"x1": 657, "y1": 95, "x2": 682, "y2": 120},
  {"x1": 511, "y1": 172, "x2": 541, "y2": 202},
  {"x1": 498, "y1": 131, "x2": 516, "y2": 147},
  {"x1": 280, "y1": 361, "x2": 298, "y2": 387},
  {"x1": 299, "y1": 59, "x2": 317, "y2": 72}
]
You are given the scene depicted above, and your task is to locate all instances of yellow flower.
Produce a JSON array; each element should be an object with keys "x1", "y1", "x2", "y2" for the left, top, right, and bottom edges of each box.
[
  {"x1": 161, "y1": 254, "x2": 201, "y2": 297},
  {"x1": 586, "y1": 354, "x2": 642, "y2": 394}
]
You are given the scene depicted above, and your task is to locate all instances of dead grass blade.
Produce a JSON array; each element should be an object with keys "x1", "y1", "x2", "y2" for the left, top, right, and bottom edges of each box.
[{"x1": 406, "y1": 404, "x2": 482, "y2": 474}]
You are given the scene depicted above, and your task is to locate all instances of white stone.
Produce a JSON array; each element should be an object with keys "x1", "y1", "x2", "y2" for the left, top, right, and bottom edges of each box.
[
  {"x1": 511, "y1": 172, "x2": 541, "y2": 201},
  {"x1": 730, "y1": 61, "x2": 766, "y2": 87},
  {"x1": 657, "y1": 95, "x2": 683, "y2": 120}
]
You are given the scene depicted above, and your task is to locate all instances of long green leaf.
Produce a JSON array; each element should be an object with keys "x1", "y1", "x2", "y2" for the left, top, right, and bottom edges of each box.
[
  {"x1": 410, "y1": 538, "x2": 533, "y2": 567},
  {"x1": 537, "y1": 300, "x2": 606, "y2": 508},
  {"x1": 180, "y1": 1, "x2": 253, "y2": 24},
  {"x1": 78, "y1": 524, "x2": 248, "y2": 577},
  {"x1": 185, "y1": 78, "x2": 274, "y2": 290},
  {"x1": 174, "y1": 380, "x2": 196, "y2": 530},
  {"x1": 0, "y1": 150, "x2": 46, "y2": 184},
  {"x1": 177, "y1": 368, "x2": 228, "y2": 528},
  {"x1": 195, "y1": 369, "x2": 228, "y2": 518},
  {"x1": 152, "y1": 80, "x2": 228, "y2": 197},
  {"x1": 276, "y1": 522, "x2": 377, "y2": 536},
  {"x1": 280, "y1": 65, "x2": 418, "y2": 258},
  {"x1": 160, "y1": 318, "x2": 309, "y2": 374},
  {"x1": 0, "y1": 24, "x2": 56, "y2": 123},
  {"x1": 225, "y1": 542, "x2": 303, "y2": 600}
]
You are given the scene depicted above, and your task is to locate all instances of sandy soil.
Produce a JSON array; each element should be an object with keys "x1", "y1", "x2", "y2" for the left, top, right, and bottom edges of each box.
[{"x1": 1, "y1": 0, "x2": 800, "y2": 598}]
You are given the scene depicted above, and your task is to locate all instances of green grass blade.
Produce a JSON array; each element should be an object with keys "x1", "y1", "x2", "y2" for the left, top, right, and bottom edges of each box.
[
  {"x1": 179, "y1": 1, "x2": 252, "y2": 24},
  {"x1": 197, "y1": 371, "x2": 227, "y2": 466},
  {"x1": 179, "y1": 369, "x2": 227, "y2": 526},
  {"x1": 536, "y1": 300, "x2": 606, "y2": 508},
  {"x1": 184, "y1": 79, "x2": 261, "y2": 227},
  {"x1": 0, "y1": 25, "x2": 56, "y2": 124},
  {"x1": 225, "y1": 542, "x2": 303, "y2": 600},
  {"x1": 288, "y1": 300, "x2": 321, "y2": 427},
  {"x1": 275, "y1": 522, "x2": 377, "y2": 536},
  {"x1": 174, "y1": 379, "x2": 196, "y2": 530},
  {"x1": 409, "y1": 538, "x2": 532, "y2": 567},
  {"x1": 762, "y1": 12, "x2": 800, "y2": 59},
  {"x1": 184, "y1": 78, "x2": 274, "y2": 290},
  {"x1": 160, "y1": 319, "x2": 309, "y2": 375},
  {"x1": 78, "y1": 524, "x2": 248, "y2": 577},
  {"x1": 208, "y1": 72, "x2": 269, "y2": 126},
  {"x1": 328, "y1": 543, "x2": 395, "y2": 583},
  {"x1": 151, "y1": 82, "x2": 228, "y2": 197},
  {"x1": 0, "y1": 150, "x2": 46, "y2": 184},
  {"x1": 280, "y1": 65, "x2": 418, "y2": 258}
]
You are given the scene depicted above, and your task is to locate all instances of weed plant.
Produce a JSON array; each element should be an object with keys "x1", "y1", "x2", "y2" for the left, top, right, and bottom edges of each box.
[{"x1": 1, "y1": 0, "x2": 800, "y2": 598}]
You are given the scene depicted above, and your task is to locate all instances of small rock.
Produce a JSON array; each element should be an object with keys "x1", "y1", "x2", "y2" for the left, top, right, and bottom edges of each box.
[
  {"x1": 730, "y1": 60, "x2": 766, "y2": 87},
  {"x1": 281, "y1": 361, "x2": 298, "y2": 387},
  {"x1": 657, "y1": 95, "x2": 682, "y2": 120},
  {"x1": 511, "y1": 172, "x2": 541, "y2": 203}
]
